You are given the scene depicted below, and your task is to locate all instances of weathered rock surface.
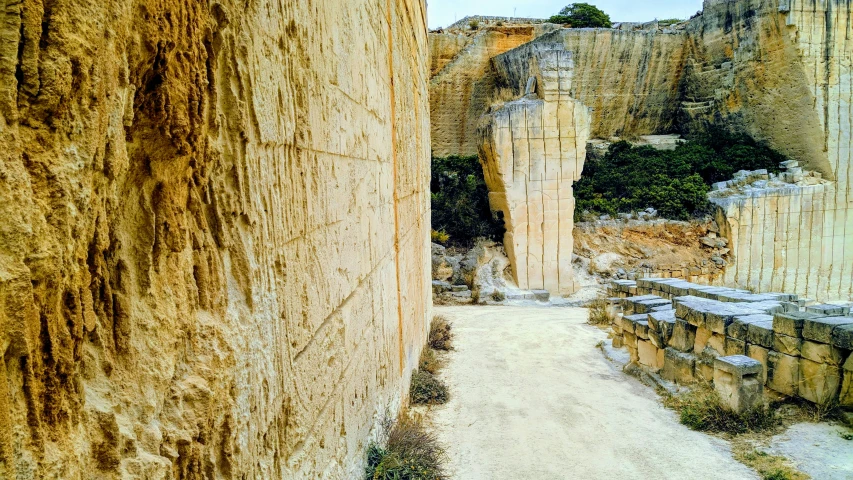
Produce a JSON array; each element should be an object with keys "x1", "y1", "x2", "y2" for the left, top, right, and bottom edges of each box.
[
  {"x1": 0, "y1": 0, "x2": 431, "y2": 478},
  {"x1": 478, "y1": 44, "x2": 591, "y2": 295}
]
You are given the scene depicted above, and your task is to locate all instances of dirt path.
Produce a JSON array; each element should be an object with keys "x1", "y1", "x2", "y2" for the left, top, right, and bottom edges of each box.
[{"x1": 430, "y1": 305, "x2": 759, "y2": 480}]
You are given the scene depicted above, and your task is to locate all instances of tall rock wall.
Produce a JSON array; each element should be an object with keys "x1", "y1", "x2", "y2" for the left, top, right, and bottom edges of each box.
[
  {"x1": 479, "y1": 46, "x2": 591, "y2": 295},
  {"x1": 0, "y1": 0, "x2": 430, "y2": 478},
  {"x1": 436, "y1": 0, "x2": 853, "y2": 301},
  {"x1": 429, "y1": 25, "x2": 557, "y2": 157},
  {"x1": 706, "y1": 0, "x2": 853, "y2": 301}
]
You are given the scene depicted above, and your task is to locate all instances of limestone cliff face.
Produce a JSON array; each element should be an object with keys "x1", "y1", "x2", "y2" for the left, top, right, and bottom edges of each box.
[
  {"x1": 439, "y1": 0, "x2": 853, "y2": 301},
  {"x1": 0, "y1": 0, "x2": 431, "y2": 478},
  {"x1": 429, "y1": 25, "x2": 558, "y2": 157},
  {"x1": 706, "y1": 0, "x2": 853, "y2": 301}
]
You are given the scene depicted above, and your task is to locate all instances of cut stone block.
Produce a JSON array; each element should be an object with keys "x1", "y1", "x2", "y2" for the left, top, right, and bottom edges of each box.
[
  {"x1": 696, "y1": 347, "x2": 718, "y2": 383},
  {"x1": 715, "y1": 355, "x2": 764, "y2": 414},
  {"x1": 831, "y1": 324, "x2": 853, "y2": 349},
  {"x1": 648, "y1": 310, "x2": 676, "y2": 344},
  {"x1": 772, "y1": 311, "x2": 821, "y2": 337},
  {"x1": 612, "y1": 335, "x2": 624, "y2": 348},
  {"x1": 635, "y1": 298, "x2": 672, "y2": 313},
  {"x1": 799, "y1": 358, "x2": 841, "y2": 405},
  {"x1": 634, "y1": 321, "x2": 650, "y2": 340},
  {"x1": 707, "y1": 333, "x2": 726, "y2": 356},
  {"x1": 694, "y1": 326, "x2": 712, "y2": 354},
  {"x1": 766, "y1": 351, "x2": 800, "y2": 396},
  {"x1": 747, "y1": 320, "x2": 774, "y2": 348},
  {"x1": 725, "y1": 337, "x2": 747, "y2": 356},
  {"x1": 729, "y1": 314, "x2": 772, "y2": 341},
  {"x1": 638, "y1": 339, "x2": 663, "y2": 372},
  {"x1": 806, "y1": 304, "x2": 850, "y2": 316},
  {"x1": 623, "y1": 331, "x2": 638, "y2": 349},
  {"x1": 662, "y1": 347, "x2": 696, "y2": 385},
  {"x1": 800, "y1": 340, "x2": 844, "y2": 366},
  {"x1": 803, "y1": 317, "x2": 853, "y2": 344},
  {"x1": 841, "y1": 354, "x2": 853, "y2": 407},
  {"x1": 533, "y1": 290, "x2": 550, "y2": 302},
  {"x1": 747, "y1": 344, "x2": 770, "y2": 384},
  {"x1": 773, "y1": 334, "x2": 802, "y2": 357},
  {"x1": 670, "y1": 319, "x2": 697, "y2": 353}
]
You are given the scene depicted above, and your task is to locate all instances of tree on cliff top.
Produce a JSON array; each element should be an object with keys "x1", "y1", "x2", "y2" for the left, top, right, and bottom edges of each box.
[{"x1": 549, "y1": 3, "x2": 612, "y2": 28}]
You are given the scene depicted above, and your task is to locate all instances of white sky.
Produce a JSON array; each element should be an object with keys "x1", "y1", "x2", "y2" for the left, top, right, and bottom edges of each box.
[{"x1": 427, "y1": 0, "x2": 704, "y2": 29}]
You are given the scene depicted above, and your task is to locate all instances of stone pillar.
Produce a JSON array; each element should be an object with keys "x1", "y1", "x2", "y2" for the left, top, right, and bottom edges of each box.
[
  {"x1": 478, "y1": 45, "x2": 591, "y2": 296},
  {"x1": 714, "y1": 355, "x2": 765, "y2": 413}
]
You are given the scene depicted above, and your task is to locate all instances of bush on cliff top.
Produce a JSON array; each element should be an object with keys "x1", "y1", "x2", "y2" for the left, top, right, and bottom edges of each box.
[
  {"x1": 575, "y1": 129, "x2": 785, "y2": 221},
  {"x1": 431, "y1": 155, "x2": 504, "y2": 247},
  {"x1": 549, "y1": 3, "x2": 612, "y2": 28}
]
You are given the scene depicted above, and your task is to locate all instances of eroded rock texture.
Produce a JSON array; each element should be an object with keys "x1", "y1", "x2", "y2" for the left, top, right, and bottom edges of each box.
[
  {"x1": 479, "y1": 45, "x2": 591, "y2": 295},
  {"x1": 0, "y1": 0, "x2": 430, "y2": 478}
]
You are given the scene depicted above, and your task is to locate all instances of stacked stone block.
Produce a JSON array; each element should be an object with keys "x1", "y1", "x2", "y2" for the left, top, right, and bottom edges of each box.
[{"x1": 608, "y1": 278, "x2": 853, "y2": 408}]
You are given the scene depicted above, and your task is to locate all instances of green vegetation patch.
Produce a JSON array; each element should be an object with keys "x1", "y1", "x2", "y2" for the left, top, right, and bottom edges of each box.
[
  {"x1": 365, "y1": 417, "x2": 448, "y2": 480},
  {"x1": 663, "y1": 386, "x2": 778, "y2": 435},
  {"x1": 549, "y1": 3, "x2": 612, "y2": 28},
  {"x1": 575, "y1": 130, "x2": 785, "y2": 221},
  {"x1": 431, "y1": 155, "x2": 504, "y2": 247}
]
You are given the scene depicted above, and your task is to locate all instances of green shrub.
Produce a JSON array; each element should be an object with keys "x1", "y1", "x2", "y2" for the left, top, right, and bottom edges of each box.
[
  {"x1": 431, "y1": 155, "x2": 504, "y2": 247},
  {"x1": 419, "y1": 347, "x2": 440, "y2": 375},
  {"x1": 549, "y1": 3, "x2": 612, "y2": 28},
  {"x1": 365, "y1": 417, "x2": 448, "y2": 480},
  {"x1": 575, "y1": 129, "x2": 785, "y2": 221},
  {"x1": 663, "y1": 386, "x2": 778, "y2": 434},
  {"x1": 410, "y1": 370, "x2": 449, "y2": 405}
]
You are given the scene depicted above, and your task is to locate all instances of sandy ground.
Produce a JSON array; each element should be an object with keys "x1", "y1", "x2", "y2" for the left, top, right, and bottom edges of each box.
[
  {"x1": 767, "y1": 422, "x2": 853, "y2": 479},
  {"x1": 430, "y1": 305, "x2": 759, "y2": 480}
]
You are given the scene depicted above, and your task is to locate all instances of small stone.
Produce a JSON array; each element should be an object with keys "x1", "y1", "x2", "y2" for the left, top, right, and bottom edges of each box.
[{"x1": 803, "y1": 317, "x2": 853, "y2": 343}]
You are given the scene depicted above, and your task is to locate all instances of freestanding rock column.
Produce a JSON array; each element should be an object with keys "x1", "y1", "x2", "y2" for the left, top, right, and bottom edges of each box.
[{"x1": 479, "y1": 45, "x2": 591, "y2": 295}]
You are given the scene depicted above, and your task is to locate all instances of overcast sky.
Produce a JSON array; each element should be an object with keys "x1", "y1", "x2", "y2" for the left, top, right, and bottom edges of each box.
[{"x1": 427, "y1": 0, "x2": 704, "y2": 29}]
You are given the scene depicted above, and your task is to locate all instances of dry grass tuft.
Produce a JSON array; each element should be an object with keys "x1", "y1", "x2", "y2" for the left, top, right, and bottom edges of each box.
[
  {"x1": 410, "y1": 370, "x2": 449, "y2": 405},
  {"x1": 365, "y1": 415, "x2": 448, "y2": 480},
  {"x1": 419, "y1": 347, "x2": 441, "y2": 375},
  {"x1": 429, "y1": 316, "x2": 453, "y2": 351},
  {"x1": 586, "y1": 298, "x2": 610, "y2": 325},
  {"x1": 663, "y1": 386, "x2": 778, "y2": 435},
  {"x1": 732, "y1": 441, "x2": 809, "y2": 480}
]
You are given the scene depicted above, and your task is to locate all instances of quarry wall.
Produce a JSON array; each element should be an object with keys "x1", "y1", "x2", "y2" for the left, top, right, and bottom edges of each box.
[
  {"x1": 0, "y1": 0, "x2": 431, "y2": 478},
  {"x1": 435, "y1": 0, "x2": 853, "y2": 301}
]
